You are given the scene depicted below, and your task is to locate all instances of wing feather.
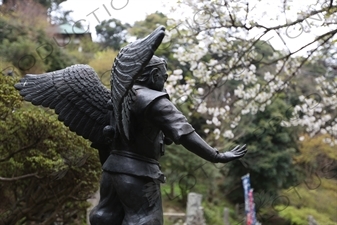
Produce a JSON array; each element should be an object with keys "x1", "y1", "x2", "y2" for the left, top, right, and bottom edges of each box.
[
  {"x1": 58, "y1": 102, "x2": 74, "y2": 121},
  {"x1": 63, "y1": 109, "x2": 79, "y2": 126},
  {"x1": 82, "y1": 117, "x2": 96, "y2": 139},
  {"x1": 15, "y1": 64, "x2": 112, "y2": 164},
  {"x1": 111, "y1": 25, "x2": 166, "y2": 141},
  {"x1": 49, "y1": 95, "x2": 65, "y2": 108},
  {"x1": 30, "y1": 87, "x2": 55, "y2": 105},
  {"x1": 54, "y1": 97, "x2": 70, "y2": 114}
]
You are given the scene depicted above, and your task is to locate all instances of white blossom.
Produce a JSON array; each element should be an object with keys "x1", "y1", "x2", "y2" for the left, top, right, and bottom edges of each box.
[
  {"x1": 223, "y1": 130, "x2": 234, "y2": 139},
  {"x1": 165, "y1": 0, "x2": 337, "y2": 145},
  {"x1": 213, "y1": 128, "x2": 221, "y2": 140}
]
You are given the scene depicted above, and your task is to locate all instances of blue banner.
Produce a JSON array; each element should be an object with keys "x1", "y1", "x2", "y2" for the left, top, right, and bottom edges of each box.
[
  {"x1": 241, "y1": 174, "x2": 251, "y2": 215},
  {"x1": 241, "y1": 173, "x2": 258, "y2": 225}
]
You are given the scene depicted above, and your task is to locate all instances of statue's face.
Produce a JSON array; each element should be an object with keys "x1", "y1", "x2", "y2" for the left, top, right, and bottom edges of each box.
[{"x1": 151, "y1": 64, "x2": 168, "y2": 91}]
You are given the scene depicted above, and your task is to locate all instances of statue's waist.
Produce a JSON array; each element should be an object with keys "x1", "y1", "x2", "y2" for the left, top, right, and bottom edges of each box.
[
  {"x1": 109, "y1": 150, "x2": 160, "y2": 164},
  {"x1": 111, "y1": 142, "x2": 164, "y2": 159},
  {"x1": 102, "y1": 150, "x2": 165, "y2": 183}
]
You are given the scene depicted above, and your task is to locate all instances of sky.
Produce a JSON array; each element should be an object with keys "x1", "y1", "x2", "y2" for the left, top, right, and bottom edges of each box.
[
  {"x1": 58, "y1": 0, "x2": 333, "y2": 55},
  {"x1": 59, "y1": 0, "x2": 170, "y2": 40}
]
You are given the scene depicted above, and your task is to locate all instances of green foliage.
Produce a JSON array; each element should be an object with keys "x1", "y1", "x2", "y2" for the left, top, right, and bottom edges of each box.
[
  {"x1": 36, "y1": 0, "x2": 66, "y2": 9},
  {"x1": 295, "y1": 134, "x2": 337, "y2": 165},
  {"x1": 0, "y1": 37, "x2": 48, "y2": 74},
  {"x1": 88, "y1": 48, "x2": 118, "y2": 87},
  {"x1": 253, "y1": 134, "x2": 337, "y2": 225},
  {"x1": 0, "y1": 16, "x2": 28, "y2": 42},
  {"x1": 0, "y1": 14, "x2": 75, "y2": 74},
  {"x1": 66, "y1": 37, "x2": 102, "y2": 65},
  {"x1": 224, "y1": 97, "x2": 301, "y2": 202},
  {"x1": 95, "y1": 18, "x2": 131, "y2": 50},
  {"x1": 0, "y1": 6, "x2": 110, "y2": 223},
  {"x1": 1, "y1": 4, "x2": 336, "y2": 224},
  {"x1": 202, "y1": 202, "x2": 226, "y2": 225},
  {"x1": 274, "y1": 136, "x2": 337, "y2": 224},
  {"x1": 2, "y1": 0, "x2": 66, "y2": 8},
  {"x1": 0, "y1": 67, "x2": 100, "y2": 224},
  {"x1": 276, "y1": 205, "x2": 336, "y2": 225},
  {"x1": 280, "y1": 179, "x2": 337, "y2": 221},
  {"x1": 0, "y1": 74, "x2": 21, "y2": 115},
  {"x1": 52, "y1": 9, "x2": 74, "y2": 25},
  {"x1": 129, "y1": 12, "x2": 168, "y2": 39},
  {"x1": 161, "y1": 144, "x2": 221, "y2": 206}
]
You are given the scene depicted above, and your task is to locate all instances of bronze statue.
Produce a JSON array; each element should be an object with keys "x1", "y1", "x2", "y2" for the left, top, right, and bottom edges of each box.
[{"x1": 15, "y1": 26, "x2": 247, "y2": 225}]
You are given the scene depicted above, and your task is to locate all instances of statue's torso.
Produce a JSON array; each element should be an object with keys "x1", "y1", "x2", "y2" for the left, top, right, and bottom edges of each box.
[
  {"x1": 102, "y1": 85, "x2": 168, "y2": 182},
  {"x1": 113, "y1": 85, "x2": 168, "y2": 160}
]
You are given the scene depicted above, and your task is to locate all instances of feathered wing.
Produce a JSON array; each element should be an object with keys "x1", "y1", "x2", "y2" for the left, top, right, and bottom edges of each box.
[
  {"x1": 15, "y1": 64, "x2": 111, "y2": 164},
  {"x1": 111, "y1": 25, "x2": 166, "y2": 141}
]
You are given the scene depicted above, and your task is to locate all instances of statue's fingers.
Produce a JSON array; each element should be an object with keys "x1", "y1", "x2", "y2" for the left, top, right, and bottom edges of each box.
[
  {"x1": 237, "y1": 145, "x2": 247, "y2": 152},
  {"x1": 235, "y1": 147, "x2": 247, "y2": 156},
  {"x1": 241, "y1": 145, "x2": 247, "y2": 151},
  {"x1": 240, "y1": 149, "x2": 247, "y2": 155},
  {"x1": 232, "y1": 145, "x2": 244, "y2": 153},
  {"x1": 231, "y1": 145, "x2": 240, "y2": 151},
  {"x1": 235, "y1": 151, "x2": 246, "y2": 158}
]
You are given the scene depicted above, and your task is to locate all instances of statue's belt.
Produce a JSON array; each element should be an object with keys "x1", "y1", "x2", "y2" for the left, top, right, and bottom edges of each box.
[
  {"x1": 103, "y1": 150, "x2": 166, "y2": 183},
  {"x1": 109, "y1": 150, "x2": 160, "y2": 165}
]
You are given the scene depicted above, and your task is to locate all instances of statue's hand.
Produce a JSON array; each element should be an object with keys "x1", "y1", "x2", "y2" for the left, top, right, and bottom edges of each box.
[{"x1": 215, "y1": 144, "x2": 247, "y2": 163}]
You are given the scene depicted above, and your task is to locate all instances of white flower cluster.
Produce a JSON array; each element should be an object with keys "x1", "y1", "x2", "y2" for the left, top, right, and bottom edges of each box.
[
  {"x1": 287, "y1": 75, "x2": 337, "y2": 144},
  {"x1": 164, "y1": 0, "x2": 337, "y2": 146}
]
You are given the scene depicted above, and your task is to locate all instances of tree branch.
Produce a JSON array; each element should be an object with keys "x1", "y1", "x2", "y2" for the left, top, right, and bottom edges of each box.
[
  {"x1": 0, "y1": 173, "x2": 41, "y2": 182},
  {"x1": 0, "y1": 139, "x2": 40, "y2": 163}
]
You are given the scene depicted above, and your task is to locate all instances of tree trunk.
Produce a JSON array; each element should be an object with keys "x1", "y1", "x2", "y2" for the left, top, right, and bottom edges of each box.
[{"x1": 170, "y1": 181, "x2": 175, "y2": 199}]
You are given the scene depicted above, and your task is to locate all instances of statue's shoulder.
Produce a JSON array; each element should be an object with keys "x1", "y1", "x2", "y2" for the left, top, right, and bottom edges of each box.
[{"x1": 133, "y1": 85, "x2": 169, "y2": 112}]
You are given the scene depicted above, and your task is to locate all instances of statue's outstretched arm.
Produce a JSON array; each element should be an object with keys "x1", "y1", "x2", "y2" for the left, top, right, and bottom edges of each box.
[
  {"x1": 146, "y1": 97, "x2": 247, "y2": 163},
  {"x1": 179, "y1": 132, "x2": 247, "y2": 163}
]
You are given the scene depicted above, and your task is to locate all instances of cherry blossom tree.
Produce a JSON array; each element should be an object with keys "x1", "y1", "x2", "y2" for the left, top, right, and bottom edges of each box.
[{"x1": 161, "y1": 0, "x2": 337, "y2": 147}]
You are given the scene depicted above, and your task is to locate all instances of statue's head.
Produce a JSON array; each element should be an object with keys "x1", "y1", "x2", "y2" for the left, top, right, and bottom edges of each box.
[{"x1": 136, "y1": 55, "x2": 168, "y2": 91}]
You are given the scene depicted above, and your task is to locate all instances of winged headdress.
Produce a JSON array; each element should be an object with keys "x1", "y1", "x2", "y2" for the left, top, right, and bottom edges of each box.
[{"x1": 15, "y1": 26, "x2": 166, "y2": 165}]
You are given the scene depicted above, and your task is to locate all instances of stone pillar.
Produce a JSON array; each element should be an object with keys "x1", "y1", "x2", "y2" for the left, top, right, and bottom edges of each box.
[
  {"x1": 186, "y1": 192, "x2": 206, "y2": 225},
  {"x1": 308, "y1": 215, "x2": 318, "y2": 225},
  {"x1": 223, "y1": 207, "x2": 230, "y2": 225}
]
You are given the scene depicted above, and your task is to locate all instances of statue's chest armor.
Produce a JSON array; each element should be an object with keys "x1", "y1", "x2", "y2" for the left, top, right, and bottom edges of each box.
[
  {"x1": 125, "y1": 86, "x2": 169, "y2": 159},
  {"x1": 128, "y1": 111, "x2": 164, "y2": 160}
]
